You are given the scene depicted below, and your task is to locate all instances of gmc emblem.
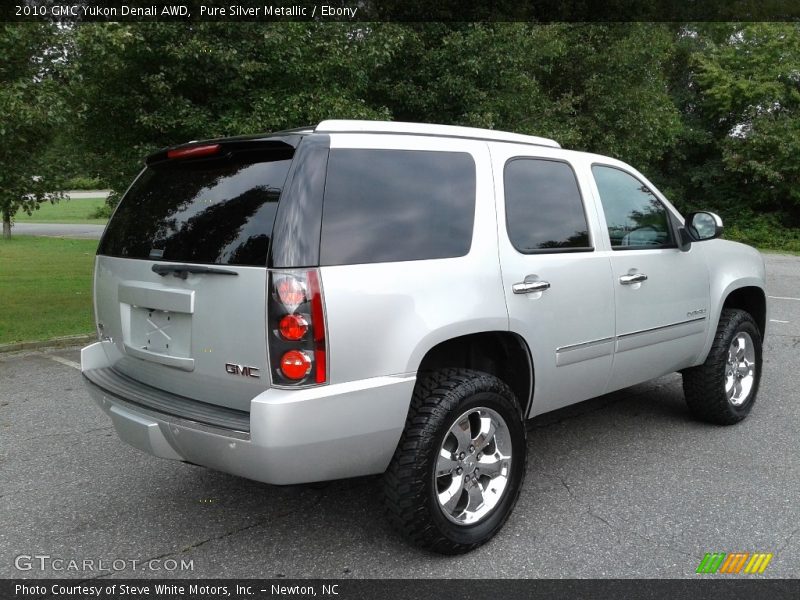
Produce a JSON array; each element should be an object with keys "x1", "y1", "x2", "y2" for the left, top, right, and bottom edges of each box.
[{"x1": 225, "y1": 363, "x2": 260, "y2": 378}]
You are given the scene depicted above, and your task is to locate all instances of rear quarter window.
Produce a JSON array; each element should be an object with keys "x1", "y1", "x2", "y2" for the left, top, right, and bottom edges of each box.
[{"x1": 319, "y1": 149, "x2": 476, "y2": 265}]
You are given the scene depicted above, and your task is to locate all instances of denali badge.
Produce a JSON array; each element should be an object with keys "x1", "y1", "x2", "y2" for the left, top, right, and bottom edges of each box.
[{"x1": 225, "y1": 363, "x2": 260, "y2": 378}]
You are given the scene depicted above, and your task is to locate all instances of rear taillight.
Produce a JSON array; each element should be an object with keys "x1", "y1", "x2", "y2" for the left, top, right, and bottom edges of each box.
[
  {"x1": 278, "y1": 314, "x2": 309, "y2": 341},
  {"x1": 280, "y1": 350, "x2": 312, "y2": 380},
  {"x1": 276, "y1": 276, "x2": 306, "y2": 309},
  {"x1": 268, "y1": 269, "x2": 327, "y2": 386}
]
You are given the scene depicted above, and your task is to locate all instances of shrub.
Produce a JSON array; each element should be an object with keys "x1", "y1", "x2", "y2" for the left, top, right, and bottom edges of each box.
[
  {"x1": 65, "y1": 175, "x2": 105, "y2": 190},
  {"x1": 89, "y1": 203, "x2": 114, "y2": 219}
]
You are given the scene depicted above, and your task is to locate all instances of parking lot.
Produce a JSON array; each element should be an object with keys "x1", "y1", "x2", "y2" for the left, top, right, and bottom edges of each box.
[{"x1": 1, "y1": 253, "x2": 798, "y2": 579}]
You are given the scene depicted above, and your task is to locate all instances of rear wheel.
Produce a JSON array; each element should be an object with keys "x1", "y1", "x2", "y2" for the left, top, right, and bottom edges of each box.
[
  {"x1": 683, "y1": 309, "x2": 762, "y2": 425},
  {"x1": 383, "y1": 369, "x2": 527, "y2": 554}
]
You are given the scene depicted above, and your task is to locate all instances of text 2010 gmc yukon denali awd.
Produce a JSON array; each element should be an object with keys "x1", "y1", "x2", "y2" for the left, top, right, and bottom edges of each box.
[{"x1": 82, "y1": 120, "x2": 766, "y2": 553}]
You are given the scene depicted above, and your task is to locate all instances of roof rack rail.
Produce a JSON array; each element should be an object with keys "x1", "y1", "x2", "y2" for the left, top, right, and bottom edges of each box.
[{"x1": 315, "y1": 120, "x2": 560, "y2": 149}]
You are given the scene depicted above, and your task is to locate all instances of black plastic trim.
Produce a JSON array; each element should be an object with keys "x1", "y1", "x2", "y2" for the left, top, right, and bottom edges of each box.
[
  {"x1": 268, "y1": 134, "x2": 331, "y2": 268},
  {"x1": 83, "y1": 367, "x2": 250, "y2": 433},
  {"x1": 146, "y1": 134, "x2": 305, "y2": 166}
]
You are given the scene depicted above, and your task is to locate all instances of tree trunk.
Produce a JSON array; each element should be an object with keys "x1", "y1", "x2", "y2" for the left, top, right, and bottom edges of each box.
[{"x1": 2, "y1": 210, "x2": 10, "y2": 239}]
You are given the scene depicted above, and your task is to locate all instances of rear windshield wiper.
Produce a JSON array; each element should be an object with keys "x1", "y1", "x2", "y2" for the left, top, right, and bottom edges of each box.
[{"x1": 152, "y1": 264, "x2": 239, "y2": 279}]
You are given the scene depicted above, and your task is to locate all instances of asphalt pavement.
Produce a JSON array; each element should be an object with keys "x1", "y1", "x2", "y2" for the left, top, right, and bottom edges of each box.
[
  {"x1": 11, "y1": 223, "x2": 106, "y2": 239},
  {"x1": 0, "y1": 253, "x2": 798, "y2": 579},
  {"x1": 11, "y1": 191, "x2": 109, "y2": 239},
  {"x1": 64, "y1": 191, "x2": 111, "y2": 200}
]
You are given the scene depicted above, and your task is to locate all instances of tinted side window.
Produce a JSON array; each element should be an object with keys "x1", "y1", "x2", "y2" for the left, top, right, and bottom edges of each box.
[
  {"x1": 504, "y1": 158, "x2": 591, "y2": 252},
  {"x1": 320, "y1": 149, "x2": 476, "y2": 265},
  {"x1": 592, "y1": 165, "x2": 674, "y2": 250},
  {"x1": 99, "y1": 150, "x2": 293, "y2": 266}
]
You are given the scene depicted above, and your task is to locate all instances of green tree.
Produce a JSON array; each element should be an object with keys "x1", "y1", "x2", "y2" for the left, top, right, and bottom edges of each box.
[
  {"x1": 65, "y1": 20, "x2": 800, "y2": 252},
  {"x1": 68, "y1": 22, "x2": 403, "y2": 202},
  {"x1": 695, "y1": 23, "x2": 800, "y2": 222},
  {"x1": 660, "y1": 23, "x2": 800, "y2": 230},
  {"x1": 368, "y1": 24, "x2": 682, "y2": 172},
  {"x1": 0, "y1": 23, "x2": 65, "y2": 238},
  {"x1": 70, "y1": 23, "x2": 687, "y2": 204}
]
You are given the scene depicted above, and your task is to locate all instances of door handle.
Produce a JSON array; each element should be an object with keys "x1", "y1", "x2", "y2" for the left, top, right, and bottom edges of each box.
[
  {"x1": 512, "y1": 280, "x2": 551, "y2": 294},
  {"x1": 619, "y1": 273, "x2": 648, "y2": 285}
]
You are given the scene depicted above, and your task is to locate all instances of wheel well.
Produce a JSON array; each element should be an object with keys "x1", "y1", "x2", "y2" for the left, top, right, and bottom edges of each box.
[
  {"x1": 723, "y1": 286, "x2": 767, "y2": 336},
  {"x1": 417, "y1": 332, "x2": 533, "y2": 416}
]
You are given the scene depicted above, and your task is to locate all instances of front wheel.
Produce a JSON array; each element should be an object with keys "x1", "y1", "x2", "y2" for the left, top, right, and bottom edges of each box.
[
  {"x1": 683, "y1": 308, "x2": 763, "y2": 425},
  {"x1": 383, "y1": 369, "x2": 527, "y2": 554}
]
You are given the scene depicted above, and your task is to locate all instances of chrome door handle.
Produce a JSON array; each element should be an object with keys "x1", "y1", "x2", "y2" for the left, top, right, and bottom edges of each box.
[
  {"x1": 619, "y1": 273, "x2": 648, "y2": 285},
  {"x1": 512, "y1": 280, "x2": 551, "y2": 294}
]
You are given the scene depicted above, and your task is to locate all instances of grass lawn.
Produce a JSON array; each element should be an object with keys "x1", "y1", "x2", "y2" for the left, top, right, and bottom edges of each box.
[
  {"x1": 0, "y1": 236, "x2": 97, "y2": 345},
  {"x1": 14, "y1": 197, "x2": 108, "y2": 225},
  {"x1": 760, "y1": 248, "x2": 800, "y2": 256}
]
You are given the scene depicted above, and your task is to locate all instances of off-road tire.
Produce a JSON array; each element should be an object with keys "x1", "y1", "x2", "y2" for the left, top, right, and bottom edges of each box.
[
  {"x1": 383, "y1": 368, "x2": 527, "y2": 554},
  {"x1": 682, "y1": 308, "x2": 762, "y2": 425}
]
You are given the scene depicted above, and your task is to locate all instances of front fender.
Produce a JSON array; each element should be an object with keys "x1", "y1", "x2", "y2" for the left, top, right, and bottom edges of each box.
[{"x1": 694, "y1": 240, "x2": 767, "y2": 365}]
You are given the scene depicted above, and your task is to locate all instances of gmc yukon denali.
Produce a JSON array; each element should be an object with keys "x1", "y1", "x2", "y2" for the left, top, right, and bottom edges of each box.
[{"x1": 82, "y1": 120, "x2": 767, "y2": 553}]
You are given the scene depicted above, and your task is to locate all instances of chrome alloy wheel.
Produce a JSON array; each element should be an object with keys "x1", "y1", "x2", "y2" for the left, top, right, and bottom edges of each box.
[
  {"x1": 435, "y1": 407, "x2": 512, "y2": 525},
  {"x1": 726, "y1": 331, "x2": 756, "y2": 406}
]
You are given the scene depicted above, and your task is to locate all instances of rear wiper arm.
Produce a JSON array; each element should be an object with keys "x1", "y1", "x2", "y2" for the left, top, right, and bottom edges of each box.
[{"x1": 152, "y1": 264, "x2": 239, "y2": 279}]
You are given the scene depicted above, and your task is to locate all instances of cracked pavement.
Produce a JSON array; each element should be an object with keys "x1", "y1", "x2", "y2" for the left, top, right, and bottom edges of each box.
[{"x1": 0, "y1": 253, "x2": 798, "y2": 579}]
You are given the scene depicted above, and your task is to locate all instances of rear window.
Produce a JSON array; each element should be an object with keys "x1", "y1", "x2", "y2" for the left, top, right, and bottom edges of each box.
[
  {"x1": 98, "y1": 149, "x2": 293, "y2": 266},
  {"x1": 320, "y1": 149, "x2": 476, "y2": 265}
]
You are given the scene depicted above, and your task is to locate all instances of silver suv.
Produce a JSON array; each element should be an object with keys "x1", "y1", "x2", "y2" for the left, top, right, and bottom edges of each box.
[{"x1": 82, "y1": 120, "x2": 766, "y2": 553}]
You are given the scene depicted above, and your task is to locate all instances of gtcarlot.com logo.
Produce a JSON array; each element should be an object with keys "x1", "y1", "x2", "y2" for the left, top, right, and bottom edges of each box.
[
  {"x1": 14, "y1": 554, "x2": 194, "y2": 573},
  {"x1": 696, "y1": 552, "x2": 773, "y2": 574}
]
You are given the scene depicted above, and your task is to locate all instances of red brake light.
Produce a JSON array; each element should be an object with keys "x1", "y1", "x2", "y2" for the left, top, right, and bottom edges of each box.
[
  {"x1": 268, "y1": 269, "x2": 327, "y2": 386},
  {"x1": 280, "y1": 350, "x2": 311, "y2": 380},
  {"x1": 307, "y1": 270, "x2": 327, "y2": 384},
  {"x1": 279, "y1": 314, "x2": 308, "y2": 341},
  {"x1": 276, "y1": 276, "x2": 306, "y2": 307},
  {"x1": 167, "y1": 144, "x2": 221, "y2": 160}
]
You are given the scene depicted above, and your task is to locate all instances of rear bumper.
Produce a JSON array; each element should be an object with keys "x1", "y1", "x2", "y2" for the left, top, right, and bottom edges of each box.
[{"x1": 81, "y1": 342, "x2": 415, "y2": 485}]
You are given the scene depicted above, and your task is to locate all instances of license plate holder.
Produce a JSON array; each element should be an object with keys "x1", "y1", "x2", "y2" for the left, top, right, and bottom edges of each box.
[{"x1": 129, "y1": 307, "x2": 192, "y2": 357}]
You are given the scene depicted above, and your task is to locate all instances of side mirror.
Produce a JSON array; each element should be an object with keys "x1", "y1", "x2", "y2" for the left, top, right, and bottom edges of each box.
[{"x1": 686, "y1": 211, "x2": 724, "y2": 241}]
